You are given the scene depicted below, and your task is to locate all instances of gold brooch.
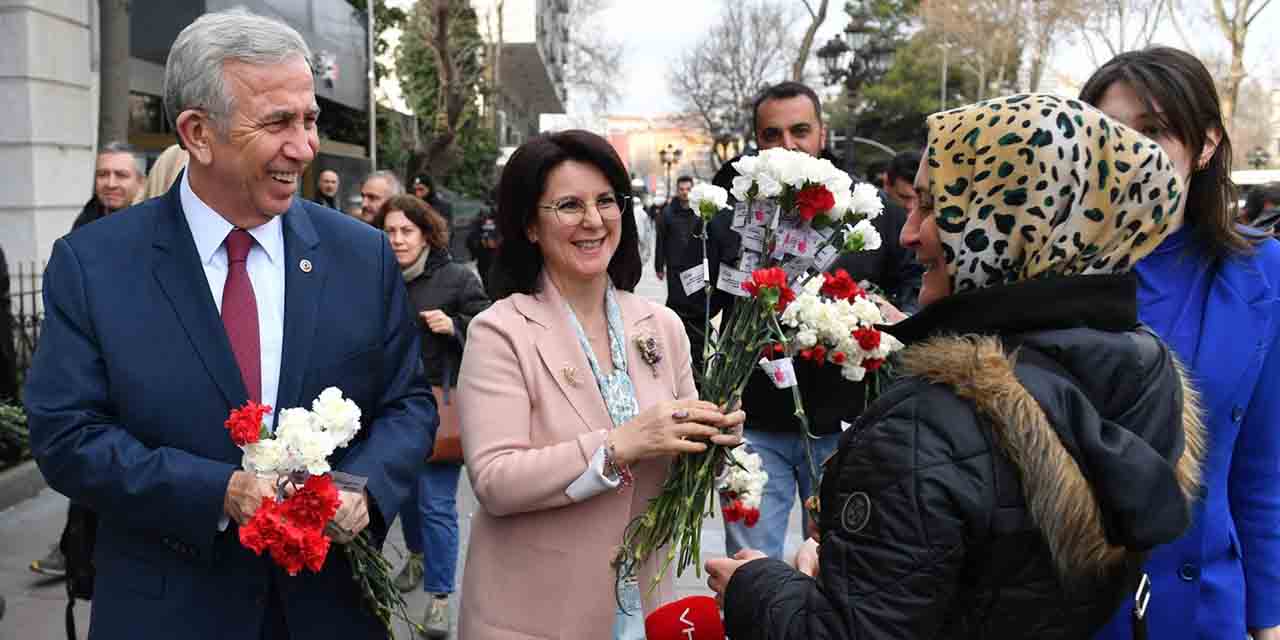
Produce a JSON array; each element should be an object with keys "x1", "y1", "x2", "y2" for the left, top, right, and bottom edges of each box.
[{"x1": 562, "y1": 365, "x2": 580, "y2": 387}]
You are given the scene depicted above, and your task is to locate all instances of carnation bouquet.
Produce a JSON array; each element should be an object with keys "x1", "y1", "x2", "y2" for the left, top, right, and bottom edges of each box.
[
  {"x1": 613, "y1": 148, "x2": 902, "y2": 591},
  {"x1": 225, "y1": 388, "x2": 419, "y2": 635}
]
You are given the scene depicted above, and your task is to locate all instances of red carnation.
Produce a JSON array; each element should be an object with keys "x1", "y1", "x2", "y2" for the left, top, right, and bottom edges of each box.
[
  {"x1": 863, "y1": 358, "x2": 885, "y2": 372},
  {"x1": 744, "y1": 507, "x2": 761, "y2": 527},
  {"x1": 831, "y1": 351, "x2": 847, "y2": 365},
  {"x1": 812, "y1": 345, "x2": 828, "y2": 363},
  {"x1": 722, "y1": 500, "x2": 744, "y2": 523},
  {"x1": 742, "y1": 268, "x2": 796, "y2": 312},
  {"x1": 795, "y1": 185, "x2": 836, "y2": 221},
  {"x1": 821, "y1": 269, "x2": 863, "y2": 301},
  {"x1": 225, "y1": 401, "x2": 272, "y2": 447},
  {"x1": 239, "y1": 498, "x2": 283, "y2": 555},
  {"x1": 853, "y1": 327, "x2": 881, "y2": 352},
  {"x1": 281, "y1": 474, "x2": 341, "y2": 530}
]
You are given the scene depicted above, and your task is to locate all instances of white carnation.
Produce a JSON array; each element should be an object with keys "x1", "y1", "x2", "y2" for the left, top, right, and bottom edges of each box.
[
  {"x1": 841, "y1": 362, "x2": 868, "y2": 382},
  {"x1": 756, "y1": 174, "x2": 783, "y2": 198},
  {"x1": 850, "y1": 182, "x2": 885, "y2": 219},
  {"x1": 851, "y1": 218, "x2": 883, "y2": 252},
  {"x1": 242, "y1": 438, "x2": 287, "y2": 476},
  {"x1": 794, "y1": 329, "x2": 819, "y2": 349},
  {"x1": 312, "y1": 386, "x2": 362, "y2": 449}
]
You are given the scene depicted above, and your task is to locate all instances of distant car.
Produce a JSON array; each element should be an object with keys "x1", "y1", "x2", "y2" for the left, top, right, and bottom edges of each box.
[{"x1": 1233, "y1": 170, "x2": 1280, "y2": 212}]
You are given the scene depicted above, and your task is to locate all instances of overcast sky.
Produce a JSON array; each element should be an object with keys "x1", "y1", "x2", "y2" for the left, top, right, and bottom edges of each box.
[{"x1": 597, "y1": 1, "x2": 1280, "y2": 117}]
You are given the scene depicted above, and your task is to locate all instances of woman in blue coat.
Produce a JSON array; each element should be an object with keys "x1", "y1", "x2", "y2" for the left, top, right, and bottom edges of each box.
[{"x1": 1083, "y1": 47, "x2": 1280, "y2": 640}]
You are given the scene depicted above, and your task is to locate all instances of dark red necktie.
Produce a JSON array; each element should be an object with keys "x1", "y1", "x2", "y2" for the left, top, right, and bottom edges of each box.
[{"x1": 222, "y1": 229, "x2": 261, "y2": 403}]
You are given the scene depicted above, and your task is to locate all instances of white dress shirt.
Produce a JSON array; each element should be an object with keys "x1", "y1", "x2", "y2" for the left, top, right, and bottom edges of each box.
[{"x1": 179, "y1": 171, "x2": 285, "y2": 424}]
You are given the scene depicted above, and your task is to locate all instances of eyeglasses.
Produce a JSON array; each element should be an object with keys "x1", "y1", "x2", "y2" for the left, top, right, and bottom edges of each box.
[{"x1": 538, "y1": 193, "x2": 630, "y2": 225}]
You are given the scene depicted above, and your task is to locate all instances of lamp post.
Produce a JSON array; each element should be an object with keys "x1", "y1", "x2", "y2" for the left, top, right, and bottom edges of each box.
[
  {"x1": 658, "y1": 143, "x2": 683, "y2": 199},
  {"x1": 1249, "y1": 146, "x2": 1272, "y2": 169}
]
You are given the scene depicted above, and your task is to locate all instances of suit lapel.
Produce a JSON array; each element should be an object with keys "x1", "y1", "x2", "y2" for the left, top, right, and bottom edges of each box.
[
  {"x1": 276, "y1": 202, "x2": 325, "y2": 413},
  {"x1": 618, "y1": 291, "x2": 670, "y2": 408},
  {"x1": 151, "y1": 182, "x2": 247, "y2": 408}
]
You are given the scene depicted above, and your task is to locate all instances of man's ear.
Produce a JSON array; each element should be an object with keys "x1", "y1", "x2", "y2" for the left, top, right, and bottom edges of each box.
[
  {"x1": 1198, "y1": 127, "x2": 1222, "y2": 171},
  {"x1": 176, "y1": 110, "x2": 215, "y2": 166}
]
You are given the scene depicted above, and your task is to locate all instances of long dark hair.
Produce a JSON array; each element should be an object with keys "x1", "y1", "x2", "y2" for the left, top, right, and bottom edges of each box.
[
  {"x1": 489, "y1": 130, "x2": 641, "y2": 299},
  {"x1": 1079, "y1": 47, "x2": 1256, "y2": 257}
]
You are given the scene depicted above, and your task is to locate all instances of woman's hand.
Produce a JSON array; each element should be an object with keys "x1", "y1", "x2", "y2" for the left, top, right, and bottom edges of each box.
[
  {"x1": 610, "y1": 400, "x2": 746, "y2": 465},
  {"x1": 419, "y1": 309, "x2": 455, "y2": 336},
  {"x1": 869, "y1": 293, "x2": 908, "y2": 324},
  {"x1": 793, "y1": 537, "x2": 820, "y2": 577},
  {"x1": 706, "y1": 549, "x2": 767, "y2": 604}
]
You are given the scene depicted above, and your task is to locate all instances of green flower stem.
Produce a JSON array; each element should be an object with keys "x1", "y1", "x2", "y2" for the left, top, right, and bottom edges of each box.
[{"x1": 341, "y1": 531, "x2": 423, "y2": 636}]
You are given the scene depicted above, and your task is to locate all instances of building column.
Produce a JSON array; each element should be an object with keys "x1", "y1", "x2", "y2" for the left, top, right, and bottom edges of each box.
[{"x1": 0, "y1": 0, "x2": 97, "y2": 265}]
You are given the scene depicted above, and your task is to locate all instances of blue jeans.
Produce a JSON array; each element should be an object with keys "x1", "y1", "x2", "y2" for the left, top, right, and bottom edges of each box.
[
  {"x1": 723, "y1": 429, "x2": 841, "y2": 560},
  {"x1": 399, "y1": 461, "x2": 462, "y2": 594}
]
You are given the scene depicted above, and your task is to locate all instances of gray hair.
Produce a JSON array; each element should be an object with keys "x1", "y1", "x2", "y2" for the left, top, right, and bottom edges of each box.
[
  {"x1": 364, "y1": 170, "x2": 404, "y2": 195},
  {"x1": 164, "y1": 8, "x2": 312, "y2": 133},
  {"x1": 98, "y1": 141, "x2": 145, "y2": 178}
]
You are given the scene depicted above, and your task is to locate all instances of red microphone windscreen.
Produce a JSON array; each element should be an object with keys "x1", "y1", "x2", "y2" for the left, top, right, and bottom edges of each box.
[{"x1": 644, "y1": 595, "x2": 725, "y2": 640}]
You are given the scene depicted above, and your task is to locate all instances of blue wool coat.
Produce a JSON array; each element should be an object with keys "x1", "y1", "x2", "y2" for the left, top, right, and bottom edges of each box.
[{"x1": 1098, "y1": 231, "x2": 1280, "y2": 638}]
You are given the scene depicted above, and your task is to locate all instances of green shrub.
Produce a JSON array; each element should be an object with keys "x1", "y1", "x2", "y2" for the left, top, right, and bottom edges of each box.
[{"x1": 0, "y1": 403, "x2": 29, "y2": 467}]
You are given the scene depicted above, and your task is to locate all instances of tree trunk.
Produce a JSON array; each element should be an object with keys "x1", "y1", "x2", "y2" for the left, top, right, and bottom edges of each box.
[
  {"x1": 792, "y1": 0, "x2": 829, "y2": 81},
  {"x1": 1223, "y1": 37, "x2": 1245, "y2": 126},
  {"x1": 98, "y1": 0, "x2": 131, "y2": 145}
]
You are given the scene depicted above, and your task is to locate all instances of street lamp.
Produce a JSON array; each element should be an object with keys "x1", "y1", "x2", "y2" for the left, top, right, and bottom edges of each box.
[
  {"x1": 816, "y1": 36, "x2": 850, "y2": 86},
  {"x1": 658, "y1": 143, "x2": 683, "y2": 198},
  {"x1": 1249, "y1": 146, "x2": 1271, "y2": 169}
]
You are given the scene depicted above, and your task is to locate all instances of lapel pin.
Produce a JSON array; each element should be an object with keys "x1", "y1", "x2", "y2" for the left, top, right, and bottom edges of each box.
[
  {"x1": 562, "y1": 365, "x2": 580, "y2": 387},
  {"x1": 299, "y1": 259, "x2": 313, "y2": 273}
]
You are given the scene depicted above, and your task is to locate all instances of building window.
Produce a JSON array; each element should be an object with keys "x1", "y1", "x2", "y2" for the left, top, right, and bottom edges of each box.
[{"x1": 129, "y1": 92, "x2": 168, "y2": 134}]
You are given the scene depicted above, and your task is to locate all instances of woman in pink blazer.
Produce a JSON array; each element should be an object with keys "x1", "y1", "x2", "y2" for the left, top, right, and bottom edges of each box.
[{"x1": 456, "y1": 130, "x2": 745, "y2": 639}]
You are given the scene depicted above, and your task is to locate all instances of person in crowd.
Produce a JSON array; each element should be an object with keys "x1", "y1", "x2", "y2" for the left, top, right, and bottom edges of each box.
[
  {"x1": 0, "y1": 243, "x2": 14, "y2": 403},
  {"x1": 376, "y1": 195, "x2": 489, "y2": 638},
  {"x1": 142, "y1": 143, "x2": 190, "y2": 200},
  {"x1": 414, "y1": 175, "x2": 454, "y2": 226},
  {"x1": 24, "y1": 10, "x2": 434, "y2": 638},
  {"x1": 313, "y1": 169, "x2": 340, "y2": 209},
  {"x1": 653, "y1": 175, "x2": 713, "y2": 377},
  {"x1": 359, "y1": 170, "x2": 402, "y2": 225},
  {"x1": 706, "y1": 81, "x2": 920, "y2": 562},
  {"x1": 866, "y1": 160, "x2": 888, "y2": 190},
  {"x1": 1243, "y1": 182, "x2": 1280, "y2": 235},
  {"x1": 72, "y1": 141, "x2": 145, "y2": 230},
  {"x1": 883, "y1": 149, "x2": 922, "y2": 214},
  {"x1": 465, "y1": 206, "x2": 502, "y2": 296},
  {"x1": 1079, "y1": 47, "x2": 1280, "y2": 640},
  {"x1": 708, "y1": 93, "x2": 1206, "y2": 640},
  {"x1": 454, "y1": 130, "x2": 744, "y2": 639}
]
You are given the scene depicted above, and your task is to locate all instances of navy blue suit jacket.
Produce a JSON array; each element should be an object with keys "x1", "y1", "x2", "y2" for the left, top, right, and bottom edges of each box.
[{"x1": 25, "y1": 180, "x2": 436, "y2": 638}]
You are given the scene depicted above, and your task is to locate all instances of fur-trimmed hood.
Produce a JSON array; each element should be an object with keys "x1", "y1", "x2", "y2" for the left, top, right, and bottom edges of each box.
[{"x1": 899, "y1": 331, "x2": 1205, "y2": 579}]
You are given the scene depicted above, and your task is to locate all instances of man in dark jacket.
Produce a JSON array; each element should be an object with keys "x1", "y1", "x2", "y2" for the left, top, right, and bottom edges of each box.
[
  {"x1": 312, "y1": 169, "x2": 340, "y2": 209},
  {"x1": 654, "y1": 176, "x2": 716, "y2": 375},
  {"x1": 465, "y1": 208, "x2": 501, "y2": 298},
  {"x1": 707, "y1": 82, "x2": 922, "y2": 561},
  {"x1": 72, "y1": 142, "x2": 145, "y2": 230}
]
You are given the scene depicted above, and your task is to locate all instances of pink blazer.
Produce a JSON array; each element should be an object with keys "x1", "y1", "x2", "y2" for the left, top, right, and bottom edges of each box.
[{"x1": 457, "y1": 277, "x2": 697, "y2": 639}]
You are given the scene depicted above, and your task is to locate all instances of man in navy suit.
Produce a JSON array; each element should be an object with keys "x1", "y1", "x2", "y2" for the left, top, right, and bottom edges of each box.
[{"x1": 24, "y1": 9, "x2": 435, "y2": 638}]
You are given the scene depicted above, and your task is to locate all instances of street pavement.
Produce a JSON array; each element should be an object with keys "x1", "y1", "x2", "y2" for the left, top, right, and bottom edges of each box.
[{"x1": 0, "y1": 258, "x2": 804, "y2": 639}]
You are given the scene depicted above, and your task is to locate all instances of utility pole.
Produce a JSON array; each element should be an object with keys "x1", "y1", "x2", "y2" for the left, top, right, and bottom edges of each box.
[
  {"x1": 99, "y1": 0, "x2": 130, "y2": 145},
  {"x1": 367, "y1": 1, "x2": 377, "y2": 170}
]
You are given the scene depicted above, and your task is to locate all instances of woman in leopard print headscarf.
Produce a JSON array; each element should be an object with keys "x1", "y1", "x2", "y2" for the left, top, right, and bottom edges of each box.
[{"x1": 711, "y1": 94, "x2": 1205, "y2": 640}]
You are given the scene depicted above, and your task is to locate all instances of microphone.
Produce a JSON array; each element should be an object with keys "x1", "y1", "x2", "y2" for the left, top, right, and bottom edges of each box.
[{"x1": 644, "y1": 595, "x2": 725, "y2": 640}]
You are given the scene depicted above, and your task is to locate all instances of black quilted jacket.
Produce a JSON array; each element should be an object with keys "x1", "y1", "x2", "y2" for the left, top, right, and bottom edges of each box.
[{"x1": 723, "y1": 274, "x2": 1205, "y2": 640}]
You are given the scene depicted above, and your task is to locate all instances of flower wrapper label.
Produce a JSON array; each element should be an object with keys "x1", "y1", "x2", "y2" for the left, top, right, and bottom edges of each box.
[
  {"x1": 782, "y1": 257, "x2": 813, "y2": 284},
  {"x1": 679, "y1": 264, "x2": 706, "y2": 297},
  {"x1": 815, "y1": 245, "x2": 840, "y2": 271},
  {"x1": 739, "y1": 225, "x2": 766, "y2": 253},
  {"x1": 758, "y1": 357, "x2": 798, "y2": 389},
  {"x1": 751, "y1": 200, "x2": 778, "y2": 228},
  {"x1": 739, "y1": 250, "x2": 762, "y2": 272},
  {"x1": 732, "y1": 201, "x2": 750, "y2": 230},
  {"x1": 329, "y1": 471, "x2": 368, "y2": 494},
  {"x1": 716, "y1": 266, "x2": 751, "y2": 297}
]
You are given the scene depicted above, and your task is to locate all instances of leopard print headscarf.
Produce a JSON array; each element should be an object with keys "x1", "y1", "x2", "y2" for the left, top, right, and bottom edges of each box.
[{"x1": 925, "y1": 93, "x2": 1186, "y2": 294}]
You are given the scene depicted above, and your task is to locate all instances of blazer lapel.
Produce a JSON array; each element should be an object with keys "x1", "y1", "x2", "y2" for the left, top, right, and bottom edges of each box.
[
  {"x1": 514, "y1": 278, "x2": 614, "y2": 433},
  {"x1": 151, "y1": 182, "x2": 247, "y2": 408},
  {"x1": 618, "y1": 292, "x2": 672, "y2": 408},
  {"x1": 275, "y1": 202, "x2": 326, "y2": 413}
]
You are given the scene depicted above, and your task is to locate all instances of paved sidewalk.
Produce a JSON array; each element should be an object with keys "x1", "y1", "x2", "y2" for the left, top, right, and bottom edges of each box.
[{"x1": 0, "y1": 264, "x2": 804, "y2": 639}]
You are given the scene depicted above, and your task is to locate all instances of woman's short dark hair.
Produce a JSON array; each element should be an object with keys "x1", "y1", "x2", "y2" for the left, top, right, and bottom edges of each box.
[
  {"x1": 1244, "y1": 183, "x2": 1280, "y2": 223},
  {"x1": 489, "y1": 129, "x2": 641, "y2": 299},
  {"x1": 374, "y1": 194, "x2": 450, "y2": 252},
  {"x1": 1079, "y1": 47, "x2": 1256, "y2": 257}
]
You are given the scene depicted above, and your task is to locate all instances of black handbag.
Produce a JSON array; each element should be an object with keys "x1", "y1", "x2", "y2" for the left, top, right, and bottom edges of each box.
[{"x1": 59, "y1": 502, "x2": 97, "y2": 640}]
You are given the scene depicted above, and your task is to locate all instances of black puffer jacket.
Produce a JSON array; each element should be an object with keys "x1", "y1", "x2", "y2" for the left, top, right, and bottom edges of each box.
[
  {"x1": 405, "y1": 249, "x2": 490, "y2": 388},
  {"x1": 724, "y1": 274, "x2": 1206, "y2": 639}
]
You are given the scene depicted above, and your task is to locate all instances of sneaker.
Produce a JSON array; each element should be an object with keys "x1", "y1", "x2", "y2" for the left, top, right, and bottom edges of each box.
[
  {"x1": 394, "y1": 552, "x2": 424, "y2": 593},
  {"x1": 421, "y1": 595, "x2": 451, "y2": 639},
  {"x1": 30, "y1": 545, "x2": 66, "y2": 578}
]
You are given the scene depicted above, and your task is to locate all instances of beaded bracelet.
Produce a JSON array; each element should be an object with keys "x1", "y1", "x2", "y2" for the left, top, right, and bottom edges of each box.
[{"x1": 604, "y1": 434, "x2": 634, "y2": 491}]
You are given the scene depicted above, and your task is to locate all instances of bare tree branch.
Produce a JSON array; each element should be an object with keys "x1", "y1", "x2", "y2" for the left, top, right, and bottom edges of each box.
[{"x1": 563, "y1": 0, "x2": 624, "y2": 112}]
